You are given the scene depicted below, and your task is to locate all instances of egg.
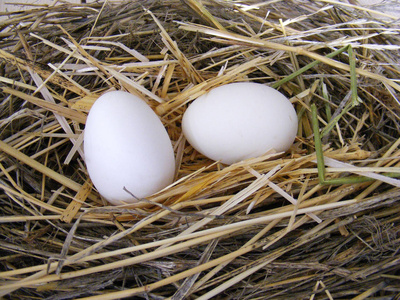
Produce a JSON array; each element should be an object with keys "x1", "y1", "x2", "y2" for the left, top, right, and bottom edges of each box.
[
  {"x1": 84, "y1": 91, "x2": 175, "y2": 205},
  {"x1": 182, "y1": 82, "x2": 298, "y2": 165}
]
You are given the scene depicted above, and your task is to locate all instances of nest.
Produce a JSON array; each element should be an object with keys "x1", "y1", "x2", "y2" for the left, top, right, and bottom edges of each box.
[{"x1": 1, "y1": 0, "x2": 400, "y2": 299}]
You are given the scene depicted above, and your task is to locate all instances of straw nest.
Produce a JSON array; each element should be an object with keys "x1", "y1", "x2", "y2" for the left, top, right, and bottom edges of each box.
[{"x1": 1, "y1": 0, "x2": 400, "y2": 299}]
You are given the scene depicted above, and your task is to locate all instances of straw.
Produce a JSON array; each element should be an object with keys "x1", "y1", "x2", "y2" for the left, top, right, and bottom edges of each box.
[{"x1": 0, "y1": 0, "x2": 399, "y2": 299}]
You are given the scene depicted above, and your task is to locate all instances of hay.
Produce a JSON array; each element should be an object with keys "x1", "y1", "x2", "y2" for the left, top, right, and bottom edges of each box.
[{"x1": 0, "y1": 0, "x2": 400, "y2": 299}]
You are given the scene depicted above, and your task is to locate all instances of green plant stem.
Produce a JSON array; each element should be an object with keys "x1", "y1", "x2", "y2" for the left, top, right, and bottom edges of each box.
[{"x1": 272, "y1": 45, "x2": 349, "y2": 89}]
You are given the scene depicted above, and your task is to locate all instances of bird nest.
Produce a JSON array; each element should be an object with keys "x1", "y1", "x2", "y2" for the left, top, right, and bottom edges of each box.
[{"x1": 0, "y1": 0, "x2": 400, "y2": 299}]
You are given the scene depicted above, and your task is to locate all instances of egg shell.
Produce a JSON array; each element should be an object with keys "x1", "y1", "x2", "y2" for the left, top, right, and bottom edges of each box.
[
  {"x1": 182, "y1": 82, "x2": 298, "y2": 165},
  {"x1": 84, "y1": 91, "x2": 175, "y2": 205}
]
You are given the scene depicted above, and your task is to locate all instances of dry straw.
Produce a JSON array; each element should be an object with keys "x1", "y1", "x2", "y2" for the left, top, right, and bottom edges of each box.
[{"x1": 0, "y1": 0, "x2": 400, "y2": 299}]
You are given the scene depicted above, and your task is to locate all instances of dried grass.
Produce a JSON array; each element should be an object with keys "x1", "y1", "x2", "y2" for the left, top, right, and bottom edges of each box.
[{"x1": 0, "y1": 0, "x2": 400, "y2": 299}]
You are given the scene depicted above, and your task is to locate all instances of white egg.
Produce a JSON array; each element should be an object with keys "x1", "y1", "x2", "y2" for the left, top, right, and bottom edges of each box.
[
  {"x1": 84, "y1": 91, "x2": 175, "y2": 205},
  {"x1": 182, "y1": 82, "x2": 298, "y2": 165}
]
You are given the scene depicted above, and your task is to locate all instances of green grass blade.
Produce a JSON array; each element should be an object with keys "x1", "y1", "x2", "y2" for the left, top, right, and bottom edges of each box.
[{"x1": 272, "y1": 45, "x2": 349, "y2": 89}]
